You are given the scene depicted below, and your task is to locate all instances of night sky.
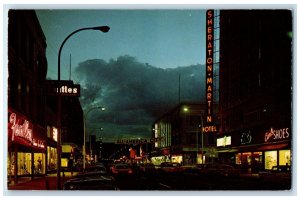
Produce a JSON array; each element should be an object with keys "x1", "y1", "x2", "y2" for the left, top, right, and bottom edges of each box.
[{"x1": 35, "y1": 9, "x2": 208, "y2": 142}]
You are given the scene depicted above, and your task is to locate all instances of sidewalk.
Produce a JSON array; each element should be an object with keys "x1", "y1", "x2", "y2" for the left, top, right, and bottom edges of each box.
[{"x1": 7, "y1": 172, "x2": 78, "y2": 190}]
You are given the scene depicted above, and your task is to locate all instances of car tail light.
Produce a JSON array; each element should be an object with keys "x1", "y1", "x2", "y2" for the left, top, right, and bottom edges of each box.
[{"x1": 128, "y1": 169, "x2": 133, "y2": 174}]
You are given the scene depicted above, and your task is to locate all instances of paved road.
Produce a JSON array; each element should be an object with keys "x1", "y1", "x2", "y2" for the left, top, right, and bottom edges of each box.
[
  {"x1": 5, "y1": 171, "x2": 292, "y2": 191},
  {"x1": 6, "y1": 172, "x2": 76, "y2": 190}
]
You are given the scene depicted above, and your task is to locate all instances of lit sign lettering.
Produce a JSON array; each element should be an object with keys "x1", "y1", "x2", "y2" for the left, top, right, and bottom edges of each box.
[
  {"x1": 206, "y1": 10, "x2": 214, "y2": 124},
  {"x1": 264, "y1": 128, "x2": 290, "y2": 142},
  {"x1": 9, "y1": 113, "x2": 45, "y2": 148},
  {"x1": 241, "y1": 132, "x2": 252, "y2": 144},
  {"x1": 116, "y1": 137, "x2": 163, "y2": 144},
  {"x1": 53, "y1": 127, "x2": 58, "y2": 142},
  {"x1": 10, "y1": 113, "x2": 33, "y2": 142},
  {"x1": 47, "y1": 83, "x2": 80, "y2": 97},
  {"x1": 56, "y1": 85, "x2": 79, "y2": 96},
  {"x1": 202, "y1": 125, "x2": 218, "y2": 133}
]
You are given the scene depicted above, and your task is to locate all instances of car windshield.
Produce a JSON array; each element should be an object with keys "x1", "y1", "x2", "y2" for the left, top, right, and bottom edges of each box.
[
  {"x1": 115, "y1": 165, "x2": 129, "y2": 169},
  {"x1": 84, "y1": 166, "x2": 107, "y2": 172}
]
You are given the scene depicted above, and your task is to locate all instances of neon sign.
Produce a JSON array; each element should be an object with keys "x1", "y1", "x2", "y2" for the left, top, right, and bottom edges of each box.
[
  {"x1": 116, "y1": 137, "x2": 163, "y2": 144},
  {"x1": 206, "y1": 10, "x2": 214, "y2": 123},
  {"x1": 202, "y1": 125, "x2": 218, "y2": 133},
  {"x1": 265, "y1": 128, "x2": 290, "y2": 142},
  {"x1": 10, "y1": 113, "x2": 33, "y2": 142},
  {"x1": 9, "y1": 112, "x2": 45, "y2": 148}
]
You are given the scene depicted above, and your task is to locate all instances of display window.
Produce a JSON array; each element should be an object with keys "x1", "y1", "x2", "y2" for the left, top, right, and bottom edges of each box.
[
  {"x1": 241, "y1": 152, "x2": 252, "y2": 165},
  {"x1": 7, "y1": 152, "x2": 15, "y2": 176},
  {"x1": 235, "y1": 153, "x2": 242, "y2": 164},
  {"x1": 265, "y1": 150, "x2": 277, "y2": 170},
  {"x1": 279, "y1": 150, "x2": 291, "y2": 166},
  {"x1": 47, "y1": 147, "x2": 57, "y2": 171},
  {"x1": 17, "y1": 152, "x2": 32, "y2": 175},
  {"x1": 34, "y1": 153, "x2": 45, "y2": 174}
]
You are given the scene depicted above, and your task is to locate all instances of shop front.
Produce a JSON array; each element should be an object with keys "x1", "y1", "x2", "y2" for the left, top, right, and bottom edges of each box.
[
  {"x1": 46, "y1": 126, "x2": 58, "y2": 173},
  {"x1": 8, "y1": 109, "x2": 46, "y2": 183},
  {"x1": 217, "y1": 126, "x2": 291, "y2": 173}
]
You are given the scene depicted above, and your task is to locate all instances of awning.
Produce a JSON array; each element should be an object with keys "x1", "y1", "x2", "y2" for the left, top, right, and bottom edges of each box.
[
  {"x1": 217, "y1": 142, "x2": 290, "y2": 153},
  {"x1": 256, "y1": 143, "x2": 289, "y2": 151}
]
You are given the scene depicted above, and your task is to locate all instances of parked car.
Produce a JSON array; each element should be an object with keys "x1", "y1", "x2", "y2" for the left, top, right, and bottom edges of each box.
[
  {"x1": 195, "y1": 163, "x2": 240, "y2": 177},
  {"x1": 74, "y1": 171, "x2": 114, "y2": 180},
  {"x1": 83, "y1": 165, "x2": 107, "y2": 173},
  {"x1": 259, "y1": 165, "x2": 291, "y2": 180},
  {"x1": 158, "y1": 162, "x2": 185, "y2": 174},
  {"x1": 139, "y1": 163, "x2": 156, "y2": 174},
  {"x1": 110, "y1": 163, "x2": 133, "y2": 175},
  {"x1": 63, "y1": 176, "x2": 119, "y2": 190}
]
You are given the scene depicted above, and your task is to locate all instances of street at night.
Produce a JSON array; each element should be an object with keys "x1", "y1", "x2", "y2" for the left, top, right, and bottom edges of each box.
[
  {"x1": 7, "y1": 166, "x2": 292, "y2": 191},
  {"x1": 4, "y1": 3, "x2": 297, "y2": 198}
]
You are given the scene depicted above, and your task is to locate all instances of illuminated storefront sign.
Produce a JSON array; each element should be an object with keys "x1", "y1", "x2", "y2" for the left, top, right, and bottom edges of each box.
[
  {"x1": 8, "y1": 112, "x2": 45, "y2": 148},
  {"x1": 46, "y1": 81, "x2": 80, "y2": 97},
  {"x1": 116, "y1": 137, "x2": 163, "y2": 144},
  {"x1": 241, "y1": 132, "x2": 252, "y2": 144},
  {"x1": 217, "y1": 136, "x2": 231, "y2": 147},
  {"x1": 206, "y1": 9, "x2": 214, "y2": 123},
  {"x1": 264, "y1": 127, "x2": 290, "y2": 142},
  {"x1": 49, "y1": 85, "x2": 80, "y2": 96},
  {"x1": 52, "y1": 127, "x2": 58, "y2": 142}
]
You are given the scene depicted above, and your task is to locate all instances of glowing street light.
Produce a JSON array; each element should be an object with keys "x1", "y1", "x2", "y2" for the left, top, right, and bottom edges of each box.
[{"x1": 56, "y1": 25, "x2": 109, "y2": 189}]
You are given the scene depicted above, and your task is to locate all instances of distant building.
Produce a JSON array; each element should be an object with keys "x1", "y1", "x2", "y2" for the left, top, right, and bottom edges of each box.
[
  {"x1": 218, "y1": 10, "x2": 292, "y2": 172},
  {"x1": 151, "y1": 102, "x2": 219, "y2": 166},
  {"x1": 45, "y1": 80, "x2": 84, "y2": 162},
  {"x1": 7, "y1": 10, "x2": 49, "y2": 182}
]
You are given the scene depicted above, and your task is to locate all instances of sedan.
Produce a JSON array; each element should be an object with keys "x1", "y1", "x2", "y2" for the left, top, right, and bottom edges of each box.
[
  {"x1": 110, "y1": 164, "x2": 133, "y2": 175},
  {"x1": 63, "y1": 176, "x2": 119, "y2": 190}
]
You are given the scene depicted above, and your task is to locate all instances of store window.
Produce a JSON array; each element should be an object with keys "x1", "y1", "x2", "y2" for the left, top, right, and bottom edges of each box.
[
  {"x1": 235, "y1": 153, "x2": 241, "y2": 164},
  {"x1": 47, "y1": 147, "x2": 57, "y2": 171},
  {"x1": 265, "y1": 150, "x2": 277, "y2": 170},
  {"x1": 279, "y1": 150, "x2": 291, "y2": 166},
  {"x1": 34, "y1": 153, "x2": 45, "y2": 174},
  {"x1": 252, "y1": 152, "x2": 262, "y2": 172},
  {"x1": 18, "y1": 152, "x2": 32, "y2": 175}
]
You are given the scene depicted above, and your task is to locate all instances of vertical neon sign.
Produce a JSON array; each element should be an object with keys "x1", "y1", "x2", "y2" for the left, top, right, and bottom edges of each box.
[{"x1": 206, "y1": 10, "x2": 214, "y2": 124}]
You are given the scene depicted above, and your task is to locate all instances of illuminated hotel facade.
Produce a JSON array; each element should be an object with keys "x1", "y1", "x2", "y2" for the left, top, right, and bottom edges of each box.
[{"x1": 217, "y1": 10, "x2": 292, "y2": 172}]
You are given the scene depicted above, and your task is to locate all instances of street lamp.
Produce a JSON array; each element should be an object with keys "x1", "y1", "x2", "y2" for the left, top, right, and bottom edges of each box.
[
  {"x1": 83, "y1": 106, "x2": 105, "y2": 169},
  {"x1": 57, "y1": 25, "x2": 109, "y2": 189}
]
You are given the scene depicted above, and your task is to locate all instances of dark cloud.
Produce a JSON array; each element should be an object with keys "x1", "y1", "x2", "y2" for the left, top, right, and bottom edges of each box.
[{"x1": 74, "y1": 55, "x2": 205, "y2": 142}]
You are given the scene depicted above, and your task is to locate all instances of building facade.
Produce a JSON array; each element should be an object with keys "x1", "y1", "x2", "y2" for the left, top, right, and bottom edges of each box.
[
  {"x1": 217, "y1": 10, "x2": 292, "y2": 172},
  {"x1": 7, "y1": 10, "x2": 50, "y2": 182},
  {"x1": 152, "y1": 103, "x2": 218, "y2": 166},
  {"x1": 45, "y1": 80, "x2": 84, "y2": 168}
]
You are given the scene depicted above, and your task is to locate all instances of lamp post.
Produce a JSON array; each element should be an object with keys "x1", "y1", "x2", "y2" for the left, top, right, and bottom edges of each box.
[
  {"x1": 57, "y1": 26, "x2": 109, "y2": 189},
  {"x1": 200, "y1": 115, "x2": 204, "y2": 164},
  {"x1": 196, "y1": 115, "x2": 204, "y2": 165},
  {"x1": 83, "y1": 107, "x2": 105, "y2": 169}
]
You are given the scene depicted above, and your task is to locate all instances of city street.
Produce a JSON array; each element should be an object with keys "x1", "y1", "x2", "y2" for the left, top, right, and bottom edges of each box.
[{"x1": 6, "y1": 171, "x2": 292, "y2": 191}]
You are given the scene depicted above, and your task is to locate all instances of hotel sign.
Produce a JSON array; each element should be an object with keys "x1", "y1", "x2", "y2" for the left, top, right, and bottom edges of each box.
[{"x1": 206, "y1": 10, "x2": 214, "y2": 124}]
